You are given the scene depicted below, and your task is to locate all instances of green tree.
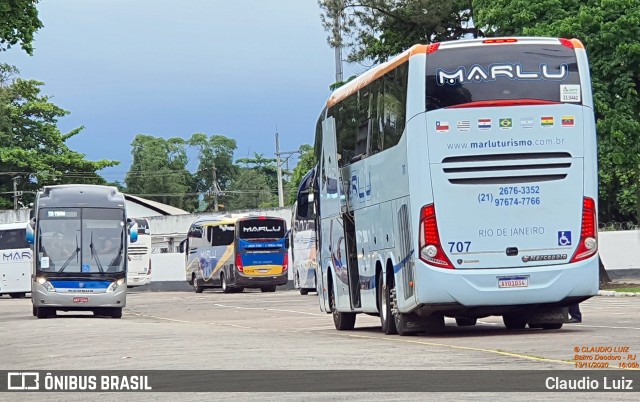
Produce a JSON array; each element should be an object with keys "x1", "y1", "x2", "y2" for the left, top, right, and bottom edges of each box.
[
  {"x1": 474, "y1": 0, "x2": 640, "y2": 223},
  {"x1": 188, "y1": 133, "x2": 238, "y2": 211},
  {"x1": 287, "y1": 144, "x2": 316, "y2": 204},
  {"x1": 125, "y1": 135, "x2": 197, "y2": 211},
  {"x1": 0, "y1": 64, "x2": 117, "y2": 209},
  {"x1": 0, "y1": 0, "x2": 44, "y2": 55},
  {"x1": 319, "y1": 0, "x2": 476, "y2": 64},
  {"x1": 227, "y1": 169, "x2": 275, "y2": 210},
  {"x1": 236, "y1": 152, "x2": 280, "y2": 201}
]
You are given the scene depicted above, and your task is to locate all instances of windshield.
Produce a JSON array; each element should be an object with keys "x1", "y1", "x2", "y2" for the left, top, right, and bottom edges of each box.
[
  {"x1": 238, "y1": 218, "x2": 286, "y2": 240},
  {"x1": 426, "y1": 44, "x2": 581, "y2": 110},
  {"x1": 37, "y1": 208, "x2": 126, "y2": 273}
]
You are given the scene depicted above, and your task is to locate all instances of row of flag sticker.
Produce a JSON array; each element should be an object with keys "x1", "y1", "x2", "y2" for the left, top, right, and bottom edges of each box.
[{"x1": 435, "y1": 116, "x2": 575, "y2": 133}]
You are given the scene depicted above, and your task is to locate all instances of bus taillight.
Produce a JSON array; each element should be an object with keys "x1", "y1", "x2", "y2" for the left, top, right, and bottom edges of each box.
[
  {"x1": 236, "y1": 254, "x2": 244, "y2": 273},
  {"x1": 282, "y1": 252, "x2": 288, "y2": 273},
  {"x1": 571, "y1": 197, "x2": 598, "y2": 263},
  {"x1": 419, "y1": 204, "x2": 453, "y2": 269}
]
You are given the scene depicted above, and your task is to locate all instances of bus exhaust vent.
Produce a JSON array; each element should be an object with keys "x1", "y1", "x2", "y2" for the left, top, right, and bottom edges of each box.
[{"x1": 442, "y1": 152, "x2": 572, "y2": 185}]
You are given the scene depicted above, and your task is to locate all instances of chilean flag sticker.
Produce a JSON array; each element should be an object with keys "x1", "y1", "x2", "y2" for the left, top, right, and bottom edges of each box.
[{"x1": 436, "y1": 121, "x2": 450, "y2": 132}]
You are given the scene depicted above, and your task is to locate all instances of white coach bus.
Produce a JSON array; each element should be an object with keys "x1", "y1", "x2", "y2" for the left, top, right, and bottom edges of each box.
[
  {"x1": 127, "y1": 218, "x2": 152, "y2": 287},
  {"x1": 296, "y1": 37, "x2": 599, "y2": 335},
  {"x1": 0, "y1": 222, "x2": 32, "y2": 298}
]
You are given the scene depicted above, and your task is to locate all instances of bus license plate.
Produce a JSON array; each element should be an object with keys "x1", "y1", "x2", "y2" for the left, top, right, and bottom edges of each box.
[
  {"x1": 73, "y1": 297, "x2": 89, "y2": 303},
  {"x1": 498, "y1": 276, "x2": 529, "y2": 288}
]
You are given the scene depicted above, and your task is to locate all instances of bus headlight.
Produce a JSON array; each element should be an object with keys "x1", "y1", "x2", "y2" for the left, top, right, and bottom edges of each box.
[
  {"x1": 36, "y1": 277, "x2": 55, "y2": 292},
  {"x1": 107, "y1": 278, "x2": 126, "y2": 293}
]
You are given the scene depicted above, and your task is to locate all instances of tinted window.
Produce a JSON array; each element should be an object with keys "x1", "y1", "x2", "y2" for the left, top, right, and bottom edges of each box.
[
  {"x1": 426, "y1": 44, "x2": 581, "y2": 110},
  {"x1": 209, "y1": 224, "x2": 235, "y2": 246},
  {"x1": 0, "y1": 229, "x2": 30, "y2": 250},
  {"x1": 238, "y1": 219, "x2": 286, "y2": 240}
]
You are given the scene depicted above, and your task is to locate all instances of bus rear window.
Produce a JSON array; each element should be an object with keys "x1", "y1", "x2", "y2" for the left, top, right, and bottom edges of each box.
[
  {"x1": 0, "y1": 229, "x2": 30, "y2": 250},
  {"x1": 238, "y1": 219, "x2": 286, "y2": 240},
  {"x1": 426, "y1": 44, "x2": 581, "y2": 110}
]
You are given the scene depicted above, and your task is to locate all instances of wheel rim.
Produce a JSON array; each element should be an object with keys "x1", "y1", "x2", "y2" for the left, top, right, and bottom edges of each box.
[
  {"x1": 193, "y1": 275, "x2": 199, "y2": 291},
  {"x1": 381, "y1": 283, "x2": 388, "y2": 322},
  {"x1": 222, "y1": 275, "x2": 227, "y2": 291}
]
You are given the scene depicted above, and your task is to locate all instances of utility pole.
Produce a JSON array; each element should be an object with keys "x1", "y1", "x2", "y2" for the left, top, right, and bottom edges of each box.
[
  {"x1": 274, "y1": 131, "x2": 301, "y2": 208},
  {"x1": 13, "y1": 176, "x2": 19, "y2": 210},
  {"x1": 210, "y1": 165, "x2": 222, "y2": 212},
  {"x1": 333, "y1": 2, "x2": 344, "y2": 83},
  {"x1": 275, "y1": 132, "x2": 284, "y2": 207}
]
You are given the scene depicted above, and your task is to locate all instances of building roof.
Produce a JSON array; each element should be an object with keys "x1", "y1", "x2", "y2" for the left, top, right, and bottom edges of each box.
[{"x1": 123, "y1": 194, "x2": 190, "y2": 216}]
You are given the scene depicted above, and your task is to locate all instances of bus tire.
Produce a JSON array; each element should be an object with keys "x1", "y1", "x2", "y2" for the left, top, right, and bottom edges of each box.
[
  {"x1": 234, "y1": 287, "x2": 244, "y2": 293},
  {"x1": 35, "y1": 307, "x2": 53, "y2": 319},
  {"x1": 261, "y1": 285, "x2": 277, "y2": 293},
  {"x1": 455, "y1": 317, "x2": 477, "y2": 327},
  {"x1": 300, "y1": 288, "x2": 309, "y2": 295},
  {"x1": 9, "y1": 293, "x2": 26, "y2": 299},
  {"x1": 193, "y1": 275, "x2": 204, "y2": 293},
  {"x1": 221, "y1": 273, "x2": 233, "y2": 294},
  {"x1": 503, "y1": 313, "x2": 527, "y2": 329},
  {"x1": 109, "y1": 308, "x2": 123, "y2": 319},
  {"x1": 32, "y1": 305, "x2": 37, "y2": 317},
  {"x1": 378, "y1": 271, "x2": 397, "y2": 335},
  {"x1": 329, "y1": 285, "x2": 356, "y2": 330},
  {"x1": 541, "y1": 323, "x2": 563, "y2": 330}
]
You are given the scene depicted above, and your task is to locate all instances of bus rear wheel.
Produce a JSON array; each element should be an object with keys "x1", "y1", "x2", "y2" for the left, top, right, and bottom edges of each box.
[
  {"x1": 261, "y1": 285, "x2": 277, "y2": 293},
  {"x1": 503, "y1": 313, "x2": 527, "y2": 329},
  {"x1": 193, "y1": 275, "x2": 203, "y2": 293},
  {"x1": 329, "y1": 285, "x2": 356, "y2": 330},
  {"x1": 378, "y1": 271, "x2": 397, "y2": 335},
  {"x1": 221, "y1": 273, "x2": 234, "y2": 294},
  {"x1": 300, "y1": 288, "x2": 309, "y2": 295}
]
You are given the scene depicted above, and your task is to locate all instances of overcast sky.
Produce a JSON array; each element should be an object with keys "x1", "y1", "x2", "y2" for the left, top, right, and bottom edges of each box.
[{"x1": 2, "y1": 0, "x2": 362, "y2": 183}]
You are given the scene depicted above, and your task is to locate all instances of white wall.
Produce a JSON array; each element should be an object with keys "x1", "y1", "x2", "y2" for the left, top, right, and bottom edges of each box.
[{"x1": 599, "y1": 230, "x2": 640, "y2": 269}]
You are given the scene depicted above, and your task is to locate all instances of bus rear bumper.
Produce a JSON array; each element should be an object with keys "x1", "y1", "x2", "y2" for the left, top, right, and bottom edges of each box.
[
  {"x1": 127, "y1": 275, "x2": 151, "y2": 287},
  {"x1": 407, "y1": 257, "x2": 599, "y2": 315},
  {"x1": 234, "y1": 274, "x2": 288, "y2": 288}
]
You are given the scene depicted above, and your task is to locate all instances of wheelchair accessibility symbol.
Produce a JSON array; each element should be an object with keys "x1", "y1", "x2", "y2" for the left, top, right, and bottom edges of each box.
[{"x1": 558, "y1": 231, "x2": 572, "y2": 246}]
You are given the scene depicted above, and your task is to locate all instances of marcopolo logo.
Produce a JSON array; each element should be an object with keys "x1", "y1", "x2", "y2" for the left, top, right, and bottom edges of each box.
[
  {"x1": 436, "y1": 63, "x2": 568, "y2": 85},
  {"x1": 2, "y1": 251, "x2": 32, "y2": 262}
]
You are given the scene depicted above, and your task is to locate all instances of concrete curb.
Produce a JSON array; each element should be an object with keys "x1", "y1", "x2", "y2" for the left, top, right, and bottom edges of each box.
[{"x1": 597, "y1": 290, "x2": 640, "y2": 297}]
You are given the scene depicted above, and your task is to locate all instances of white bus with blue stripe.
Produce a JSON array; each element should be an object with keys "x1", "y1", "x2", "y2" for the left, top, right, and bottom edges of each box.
[
  {"x1": 26, "y1": 185, "x2": 138, "y2": 319},
  {"x1": 0, "y1": 222, "x2": 32, "y2": 299},
  {"x1": 297, "y1": 37, "x2": 599, "y2": 334}
]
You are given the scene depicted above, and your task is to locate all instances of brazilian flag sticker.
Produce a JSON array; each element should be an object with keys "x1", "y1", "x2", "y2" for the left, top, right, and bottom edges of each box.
[{"x1": 499, "y1": 118, "x2": 512, "y2": 129}]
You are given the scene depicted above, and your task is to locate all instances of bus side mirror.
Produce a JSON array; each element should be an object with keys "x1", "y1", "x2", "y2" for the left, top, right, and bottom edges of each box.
[
  {"x1": 285, "y1": 230, "x2": 291, "y2": 249},
  {"x1": 178, "y1": 239, "x2": 187, "y2": 253},
  {"x1": 25, "y1": 218, "x2": 35, "y2": 244},
  {"x1": 29, "y1": 208, "x2": 35, "y2": 220},
  {"x1": 128, "y1": 219, "x2": 138, "y2": 243}
]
